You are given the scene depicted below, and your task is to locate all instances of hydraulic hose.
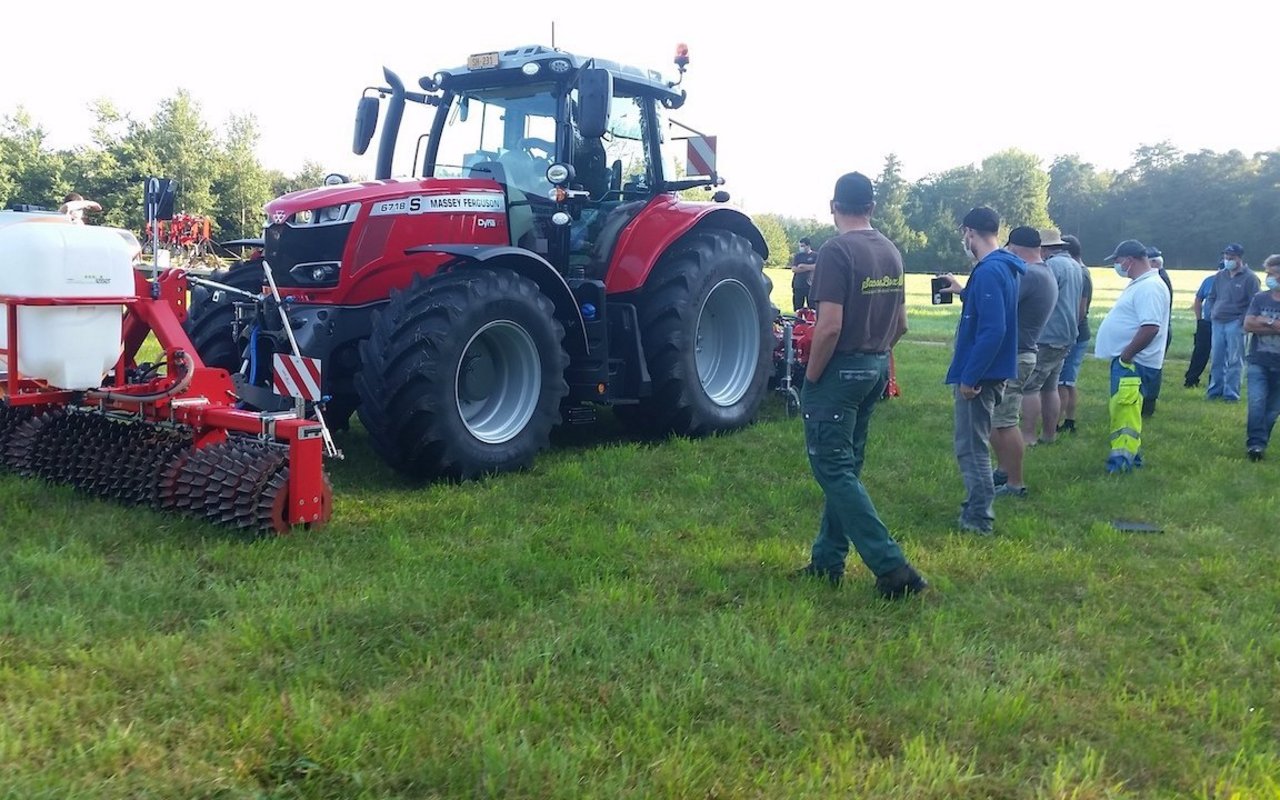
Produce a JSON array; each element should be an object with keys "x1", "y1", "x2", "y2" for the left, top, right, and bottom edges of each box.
[{"x1": 88, "y1": 350, "x2": 195, "y2": 404}]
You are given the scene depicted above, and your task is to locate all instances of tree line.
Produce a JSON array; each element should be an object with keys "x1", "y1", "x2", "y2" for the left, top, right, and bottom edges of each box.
[
  {"x1": 4, "y1": 95, "x2": 1277, "y2": 268},
  {"x1": 1, "y1": 93, "x2": 327, "y2": 239},
  {"x1": 756, "y1": 146, "x2": 1280, "y2": 271}
]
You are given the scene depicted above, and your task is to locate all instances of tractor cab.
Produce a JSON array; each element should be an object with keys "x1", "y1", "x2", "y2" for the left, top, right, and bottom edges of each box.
[{"x1": 356, "y1": 44, "x2": 709, "y2": 279}]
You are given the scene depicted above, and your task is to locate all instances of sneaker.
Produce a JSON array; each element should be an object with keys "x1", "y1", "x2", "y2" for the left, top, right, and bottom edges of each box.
[
  {"x1": 956, "y1": 516, "x2": 995, "y2": 536},
  {"x1": 1184, "y1": 379, "x2": 1200, "y2": 388},
  {"x1": 1056, "y1": 420, "x2": 1077, "y2": 434},
  {"x1": 1248, "y1": 448, "x2": 1265, "y2": 462},
  {"x1": 791, "y1": 563, "x2": 842, "y2": 587},
  {"x1": 876, "y1": 564, "x2": 929, "y2": 600},
  {"x1": 992, "y1": 468, "x2": 1009, "y2": 487},
  {"x1": 994, "y1": 484, "x2": 1029, "y2": 498}
]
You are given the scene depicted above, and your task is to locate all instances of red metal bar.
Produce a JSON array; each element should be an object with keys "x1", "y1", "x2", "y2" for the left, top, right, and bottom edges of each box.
[{"x1": 0, "y1": 295, "x2": 138, "y2": 306}]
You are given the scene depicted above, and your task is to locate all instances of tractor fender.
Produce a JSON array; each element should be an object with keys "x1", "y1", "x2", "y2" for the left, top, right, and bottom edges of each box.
[
  {"x1": 405, "y1": 244, "x2": 589, "y2": 355},
  {"x1": 603, "y1": 200, "x2": 769, "y2": 294}
]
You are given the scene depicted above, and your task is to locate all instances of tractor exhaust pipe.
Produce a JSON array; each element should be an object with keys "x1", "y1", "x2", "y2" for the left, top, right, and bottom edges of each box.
[{"x1": 375, "y1": 67, "x2": 407, "y2": 181}]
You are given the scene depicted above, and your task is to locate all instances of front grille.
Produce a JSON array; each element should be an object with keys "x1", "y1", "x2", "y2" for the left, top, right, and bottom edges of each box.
[{"x1": 264, "y1": 222, "x2": 353, "y2": 287}]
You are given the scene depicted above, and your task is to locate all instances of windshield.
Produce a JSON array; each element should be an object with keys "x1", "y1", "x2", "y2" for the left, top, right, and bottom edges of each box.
[{"x1": 431, "y1": 84, "x2": 560, "y2": 198}]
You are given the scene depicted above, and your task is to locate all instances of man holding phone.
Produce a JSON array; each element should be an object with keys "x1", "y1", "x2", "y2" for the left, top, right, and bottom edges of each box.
[{"x1": 939, "y1": 207, "x2": 1025, "y2": 535}]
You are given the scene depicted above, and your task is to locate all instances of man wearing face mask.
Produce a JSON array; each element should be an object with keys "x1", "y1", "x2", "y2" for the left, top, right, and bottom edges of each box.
[
  {"x1": 1094, "y1": 240, "x2": 1170, "y2": 473},
  {"x1": 1243, "y1": 254, "x2": 1280, "y2": 461},
  {"x1": 1206, "y1": 243, "x2": 1260, "y2": 402},
  {"x1": 938, "y1": 207, "x2": 1025, "y2": 534}
]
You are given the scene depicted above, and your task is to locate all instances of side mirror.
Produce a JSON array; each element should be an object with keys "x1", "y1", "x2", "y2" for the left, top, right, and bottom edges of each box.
[
  {"x1": 577, "y1": 68, "x2": 612, "y2": 140},
  {"x1": 353, "y1": 96, "x2": 379, "y2": 156}
]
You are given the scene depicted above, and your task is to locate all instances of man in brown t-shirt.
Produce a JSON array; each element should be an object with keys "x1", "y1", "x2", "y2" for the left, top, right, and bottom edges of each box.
[{"x1": 791, "y1": 171, "x2": 927, "y2": 601}]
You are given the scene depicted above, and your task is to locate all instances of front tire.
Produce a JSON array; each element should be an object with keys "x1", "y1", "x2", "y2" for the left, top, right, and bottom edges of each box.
[
  {"x1": 354, "y1": 268, "x2": 569, "y2": 481},
  {"x1": 184, "y1": 258, "x2": 264, "y2": 373},
  {"x1": 617, "y1": 230, "x2": 772, "y2": 437}
]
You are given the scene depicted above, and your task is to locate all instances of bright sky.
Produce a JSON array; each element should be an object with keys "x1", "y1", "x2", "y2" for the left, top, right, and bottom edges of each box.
[{"x1": 5, "y1": 0, "x2": 1276, "y2": 220}]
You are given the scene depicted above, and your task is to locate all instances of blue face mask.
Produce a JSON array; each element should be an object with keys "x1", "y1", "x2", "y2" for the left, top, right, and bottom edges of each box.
[
  {"x1": 1114, "y1": 261, "x2": 1129, "y2": 278},
  {"x1": 1267, "y1": 276, "x2": 1280, "y2": 291}
]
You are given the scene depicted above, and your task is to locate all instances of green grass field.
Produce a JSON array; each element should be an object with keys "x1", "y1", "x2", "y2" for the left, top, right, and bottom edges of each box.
[{"x1": 4, "y1": 268, "x2": 1279, "y2": 799}]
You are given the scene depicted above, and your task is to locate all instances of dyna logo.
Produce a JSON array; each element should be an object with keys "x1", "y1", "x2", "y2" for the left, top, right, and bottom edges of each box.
[
  {"x1": 272, "y1": 211, "x2": 287, "y2": 224},
  {"x1": 477, "y1": 218, "x2": 497, "y2": 228}
]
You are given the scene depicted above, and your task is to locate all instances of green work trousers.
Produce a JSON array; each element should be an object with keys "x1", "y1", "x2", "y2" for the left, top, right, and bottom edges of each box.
[{"x1": 801, "y1": 352, "x2": 906, "y2": 578}]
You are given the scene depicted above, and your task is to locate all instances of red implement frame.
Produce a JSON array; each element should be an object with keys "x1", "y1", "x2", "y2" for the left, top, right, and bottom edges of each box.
[{"x1": 0, "y1": 269, "x2": 330, "y2": 530}]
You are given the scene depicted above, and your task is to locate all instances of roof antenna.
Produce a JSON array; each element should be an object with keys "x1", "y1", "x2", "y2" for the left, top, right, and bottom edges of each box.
[{"x1": 551, "y1": 21, "x2": 556, "y2": 49}]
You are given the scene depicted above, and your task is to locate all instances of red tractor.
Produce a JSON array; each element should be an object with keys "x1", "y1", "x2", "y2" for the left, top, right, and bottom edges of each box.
[{"x1": 186, "y1": 45, "x2": 774, "y2": 481}]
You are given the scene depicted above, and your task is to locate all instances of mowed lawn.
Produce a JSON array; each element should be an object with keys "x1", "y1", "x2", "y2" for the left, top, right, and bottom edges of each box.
[{"x1": 3, "y1": 268, "x2": 1279, "y2": 798}]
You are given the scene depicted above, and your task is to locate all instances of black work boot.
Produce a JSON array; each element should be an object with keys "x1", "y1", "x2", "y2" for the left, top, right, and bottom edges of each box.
[{"x1": 875, "y1": 564, "x2": 929, "y2": 600}]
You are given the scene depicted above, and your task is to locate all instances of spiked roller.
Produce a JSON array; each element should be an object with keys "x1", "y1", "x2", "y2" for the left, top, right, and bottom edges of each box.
[{"x1": 1, "y1": 224, "x2": 335, "y2": 534}]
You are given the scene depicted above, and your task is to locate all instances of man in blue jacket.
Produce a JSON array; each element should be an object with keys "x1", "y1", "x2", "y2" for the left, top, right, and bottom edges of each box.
[{"x1": 939, "y1": 207, "x2": 1026, "y2": 534}]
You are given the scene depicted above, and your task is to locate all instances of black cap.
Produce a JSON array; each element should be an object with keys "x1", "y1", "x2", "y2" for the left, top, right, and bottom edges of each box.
[
  {"x1": 1144, "y1": 246, "x2": 1162, "y2": 259},
  {"x1": 799, "y1": 237, "x2": 811, "y2": 246},
  {"x1": 833, "y1": 172, "x2": 874, "y2": 208},
  {"x1": 962, "y1": 206, "x2": 999, "y2": 234},
  {"x1": 1224, "y1": 243, "x2": 1245, "y2": 256},
  {"x1": 1103, "y1": 239, "x2": 1148, "y2": 261},
  {"x1": 1006, "y1": 226, "x2": 1041, "y2": 248}
]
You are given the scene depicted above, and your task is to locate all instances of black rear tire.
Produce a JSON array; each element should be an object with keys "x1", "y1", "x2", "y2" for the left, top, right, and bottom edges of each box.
[
  {"x1": 354, "y1": 268, "x2": 569, "y2": 481},
  {"x1": 184, "y1": 258, "x2": 263, "y2": 373},
  {"x1": 616, "y1": 230, "x2": 772, "y2": 437}
]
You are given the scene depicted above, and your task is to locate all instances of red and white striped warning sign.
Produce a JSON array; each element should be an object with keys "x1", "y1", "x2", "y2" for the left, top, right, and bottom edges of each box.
[
  {"x1": 686, "y1": 136, "x2": 717, "y2": 176},
  {"x1": 272, "y1": 354, "x2": 323, "y2": 401}
]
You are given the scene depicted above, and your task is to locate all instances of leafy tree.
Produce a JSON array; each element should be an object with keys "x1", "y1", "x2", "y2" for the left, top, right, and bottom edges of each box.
[
  {"x1": 874, "y1": 153, "x2": 926, "y2": 255},
  {"x1": 752, "y1": 213, "x2": 792, "y2": 267},
  {"x1": 977, "y1": 148, "x2": 1052, "y2": 230},
  {"x1": 212, "y1": 114, "x2": 273, "y2": 238}
]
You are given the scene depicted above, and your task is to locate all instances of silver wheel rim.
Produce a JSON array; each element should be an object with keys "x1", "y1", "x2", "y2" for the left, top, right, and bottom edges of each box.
[
  {"x1": 695, "y1": 278, "x2": 759, "y2": 407},
  {"x1": 455, "y1": 320, "x2": 541, "y2": 444}
]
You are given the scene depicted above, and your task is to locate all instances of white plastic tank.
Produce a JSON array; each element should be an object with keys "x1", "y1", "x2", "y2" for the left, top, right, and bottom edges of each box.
[{"x1": 0, "y1": 222, "x2": 136, "y2": 390}]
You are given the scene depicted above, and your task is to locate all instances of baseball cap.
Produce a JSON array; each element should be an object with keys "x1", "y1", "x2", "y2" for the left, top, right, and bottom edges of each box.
[
  {"x1": 1223, "y1": 243, "x2": 1245, "y2": 256},
  {"x1": 1102, "y1": 239, "x2": 1148, "y2": 261},
  {"x1": 961, "y1": 207, "x2": 999, "y2": 234},
  {"x1": 1006, "y1": 226, "x2": 1041, "y2": 248},
  {"x1": 1144, "y1": 246, "x2": 1162, "y2": 259},
  {"x1": 833, "y1": 172, "x2": 874, "y2": 207}
]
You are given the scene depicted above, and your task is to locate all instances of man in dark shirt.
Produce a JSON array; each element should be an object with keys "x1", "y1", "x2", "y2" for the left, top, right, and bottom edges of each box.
[
  {"x1": 791, "y1": 171, "x2": 927, "y2": 600},
  {"x1": 790, "y1": 238, "x2": 818, "y2": 311},
  {"x1": 1207, "y1": 242, "x2": 1261, "y2": 402},
  {"x1": 1244, "y1": 254, "x2": 1280, "y2": 460}
]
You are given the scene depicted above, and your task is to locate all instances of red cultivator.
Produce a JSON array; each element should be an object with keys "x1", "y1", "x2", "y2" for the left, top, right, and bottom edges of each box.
[
  {"x1": 772, "y1": 308, "x2": 900, "y2": 414},
  {"x1": 0, "y1": 268, "x2": 333, "y2": 534}
]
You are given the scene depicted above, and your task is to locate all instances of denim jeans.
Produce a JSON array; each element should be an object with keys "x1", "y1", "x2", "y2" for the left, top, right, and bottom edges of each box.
[
  {"x1": 1246, "y1": 362, "x2": 1280, "y2": 450},
  {"x1": 801, "y1": 353, "x2": 905, "y2": 577},
  {"x1": 1209, "y1": 319, "x2": 1246, "y2": 400},
  {"x1": 953, "y1": 382, "x2": 1001, "y2": 530}
]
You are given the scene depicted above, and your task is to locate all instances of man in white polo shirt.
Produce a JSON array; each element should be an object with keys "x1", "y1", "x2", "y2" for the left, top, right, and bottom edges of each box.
[{"x1": 1094, "y1": 239, "x2": 1170, "y2": 474}]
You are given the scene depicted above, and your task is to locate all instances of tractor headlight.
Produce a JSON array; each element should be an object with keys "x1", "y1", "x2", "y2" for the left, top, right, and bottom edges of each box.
[
  {"x1": 288, "y1": 202, "x2": 360, "y2": 227},
  {"x1": 289, "y1": 261, "x2": 341, "y2": 286},
  {"x1": 546, "y1": 162, "x2": 573, "y2": 185},
  {"x1": 521, "y1": 62, "x2": 541, "y2": 76}
]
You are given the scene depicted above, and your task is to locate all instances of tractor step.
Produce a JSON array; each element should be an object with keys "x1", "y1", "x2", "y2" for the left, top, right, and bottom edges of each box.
[{"x1": 565, "y1": 404, "x2": 597, "y2": 425}]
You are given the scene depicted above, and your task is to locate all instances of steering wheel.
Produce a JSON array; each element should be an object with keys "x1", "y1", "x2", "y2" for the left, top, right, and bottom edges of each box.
[{"x1": 517, "y1": 137, "x2": 555, "y2": 158}]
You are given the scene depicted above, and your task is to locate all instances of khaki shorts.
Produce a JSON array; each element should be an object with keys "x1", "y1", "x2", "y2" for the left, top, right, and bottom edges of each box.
[
  {"x1": 992, "y1": 352, "x2": 1038, "y2": 429},
  {"x1": 1023, "y1": 343, "x2": 1072, "y2": 394}
]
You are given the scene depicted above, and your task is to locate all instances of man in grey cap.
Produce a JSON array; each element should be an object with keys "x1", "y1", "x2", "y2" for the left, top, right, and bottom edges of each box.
[
  {"x1": 1207, "y1": 243, "x2": 1260, "y2": 402},
  {"x1": 1094, "y1": 240, "x2": 1170, "y2": 473}
]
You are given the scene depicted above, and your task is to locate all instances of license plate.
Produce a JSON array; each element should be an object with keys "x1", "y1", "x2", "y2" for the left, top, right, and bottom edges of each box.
[{"x1": 467, "y1": 52, "x2": 500, "y2": 70}]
